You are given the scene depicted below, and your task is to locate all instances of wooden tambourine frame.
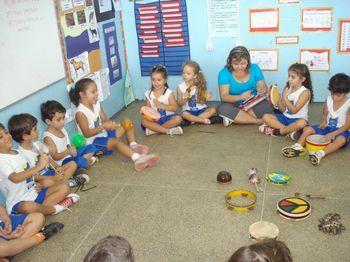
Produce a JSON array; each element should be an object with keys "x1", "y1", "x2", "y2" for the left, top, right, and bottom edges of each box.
[
  {"x1": 249, "y1": 8, "x2": 279, "y2": 33},
  {"x1": 300, "y1": 49, "x2": 331, "y2": 72},
  {"x1": 337, "y1": 19, "x2": 350, "y2": 53},
  {"x1": 301, "y1": 7, "x2": 333, "y2": 32}
]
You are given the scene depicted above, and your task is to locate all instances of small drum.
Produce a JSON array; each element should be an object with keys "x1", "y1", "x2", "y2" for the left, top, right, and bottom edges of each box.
[
  {"x1": 268, "y1": 84, "x2": 279, "y2": 108},
  {"x1": 277, "y1": 197, "x2": 311, "y2": 221},
  {"x1": 305, "y1": 134, "x2": 331, "y2": 153},
  {"x1": 249, "y1": 221, "x2": 279, "y2": 242},
  {"x1": 225, "y1": 189, "x2": 256, "y2": 212},
  {"x1": 265, "y1": 172, "x2": 291, "y2": 186},
  {"x1": 140, "y1": 106, "x2": 161, "y2": 122}
]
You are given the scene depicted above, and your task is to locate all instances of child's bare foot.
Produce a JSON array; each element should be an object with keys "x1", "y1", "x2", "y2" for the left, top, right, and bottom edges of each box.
[
  {"x1": 130, "y1": 143, "x2": 150, "y2": 154},
  {"x1": 134, "y1": 153, "x2": 160, "y2": 172}
]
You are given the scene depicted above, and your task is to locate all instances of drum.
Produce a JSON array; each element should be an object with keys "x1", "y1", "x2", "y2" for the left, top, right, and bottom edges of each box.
[
  {"x1": 305, "y1": 134, "x2": 331, "y2": 153},
  {"x1": 268, "y1": 84, "x2": 279, "y2": 108},
  {"x1": 265, "y1": 172, "x2": 291, "y2": 186},
  {"x1": 277, "y1": 197, "x2": 311, "y2": 221},
  {"x1": 140, "y1": 106, "x2": 161, "y2": 122},
  {"x1": 225, "y1": 189, "x2": 256, "y2": 212},
  {"x1": 249, "y1": 221, "x2": 279, "y2": 242}
]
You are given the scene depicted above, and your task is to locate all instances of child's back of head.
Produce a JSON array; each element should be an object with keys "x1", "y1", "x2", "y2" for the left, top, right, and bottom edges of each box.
[
  {"x1": 84, "y1": 235, "x2": 134, "y2": 262},
  {"x1": 40, "y1": 100, "x2": 66, "y2": 124},
  {"x1": 328, "y1": 73, "x2": 350, "y2": 94},
  {"x1": 8, "y1": 113, "x2": 38, "y2": 143}
]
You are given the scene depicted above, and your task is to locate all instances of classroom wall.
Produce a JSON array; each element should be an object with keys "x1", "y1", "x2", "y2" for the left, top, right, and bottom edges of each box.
[
  {"x1": 122, "y1": 0, "x2": 350, "y2": 102},
  {"x1": 0, "y1": 13, "x2": 126, "y2": 139}
]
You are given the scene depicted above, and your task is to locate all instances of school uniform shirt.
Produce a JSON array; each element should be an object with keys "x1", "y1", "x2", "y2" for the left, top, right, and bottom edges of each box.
[
  {"x1": 178, "y1": 81, "x2": 207, "y2": 111},
  {"x1": 0, "y1": 152, "x2": 37, "y2": 214},
  {"x1": 76, "y1": 102, "x2": 107, "y2": 145},
  {"x1": 283, "y1": 86, "x2": 309, "y2": 120},
  {"x1": 43, "y1": 128, "x2": 71, "y2": 166},
  {"x1": 326, "y1": 96, "x2": 350, "y2": 128},
  {"x1": 145, "y1": 88, "x2": 175, "y2": 117},
  {"x1": 18, "y1": 145, "x2": 49, "y2": 176}
]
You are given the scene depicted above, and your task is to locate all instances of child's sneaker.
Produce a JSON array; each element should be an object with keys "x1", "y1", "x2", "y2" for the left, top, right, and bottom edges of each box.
[
  {"x1": 145, "y1": 128, "x2": 158, "y2": 136},
  {"x1": 134, "y1": 153, "x2": 160, "y2": 172},
  {"x1": 309, "y1": 150, "x2": 325, "y2": 166},
  {"x1": 167, "y1": 126, "x2": 183, "y2": 136},
  {"x1": 130, "y1": 143, "x2": 150, "y2": 154},
  {"x1": 281, "y1": 143, "x2": 307, "y2": 158},
  {"x1": 203, "y1": 119, "x2": 211, "y2": 124},
  {"x1": 209, "y1": 115, "x2": 223, "y2": 124},
  {"x1": 222, "y1": 116, "x2": 233, "y2": 127},
  {"x1": 286, "y1": 130, "x2": 301, "y2": 141},
  {"x1": 258, "y1": 124, "x2": 275, "y2": 135},
  {"x1": 68, "y1": 174, "x2": 90, "y2": 188},
  {"x1": 54, "y1": 193, "x2": 80, "y2": 214},
  {"x1": 39, "y1": 222, "x2": 64, "y2": 240}
]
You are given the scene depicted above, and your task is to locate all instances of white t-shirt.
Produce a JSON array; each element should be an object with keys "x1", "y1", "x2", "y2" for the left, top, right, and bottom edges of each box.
[
  {"x1": 178, "y1": 81, "x2": 207, "y2": 111},
  {"x1": 145, "y1": 88, "x2": 175, "y2": 117},
  {"x1": 18, "y1": 145, "x2": 49, "y2": 176},
  {"x1": 76, "y1": 102, "x2": 107, "y2": 145},
  {"x1": 0, "y1": 152, "x2": 38, "y2": 214},
  {"x1": 43, "y1": 128, "x2": 71, "y2": 166},
  {"x1": 283, "y1": 86, "x2": 310, "y2": 120},
  {"x1": 326, "y1": 95, "x2": 350, "y2": 128}
]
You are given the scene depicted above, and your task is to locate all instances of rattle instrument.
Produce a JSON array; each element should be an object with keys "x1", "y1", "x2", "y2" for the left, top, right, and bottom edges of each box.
[
  {"x1": 225, "y1": 189, "x2": 256, "y2": 211},
  {"x1": 33, "y1": 141, "x2": 58, "y2": 173},
  {"x1": 217, "y1": 171, "x2": 232, "y2": 184},
  {"x1": 248, "y1": 167, "x2": 263, "y2": 192},
  {"x1": 140, "y1": 106, "x2": 161, "y2": 122}
]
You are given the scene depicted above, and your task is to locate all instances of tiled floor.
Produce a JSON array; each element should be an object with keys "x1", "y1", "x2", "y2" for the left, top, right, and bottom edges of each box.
[{"x1": 14, "y1": 102, "x2": 350, "y2": 262}]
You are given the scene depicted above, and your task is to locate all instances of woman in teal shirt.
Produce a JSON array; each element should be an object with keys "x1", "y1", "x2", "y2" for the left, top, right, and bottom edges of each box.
[{"x1": 218, "y1": 46, "x2": 273, "y2": 126}]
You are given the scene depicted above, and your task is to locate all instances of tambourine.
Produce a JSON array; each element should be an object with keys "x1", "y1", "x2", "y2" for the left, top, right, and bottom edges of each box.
[
  {"x1": 277, "y1": 197, "x2": 311, "y2": 221},
  {"x1": 225, "y1": 189, "x2": 256, "y2": 212},
  {"x1": 268, "y1": 84, "x2": 279, "y2": 108},
  {"x1": 265, "y1": 172, "x2": 291, "y2": 186},
  {"x1": 249, "y1": 221, "x2": 279, "y2": 242},
  {"x1": 305, "y1": 134, "x2": 331, "y2": 153},
  {"x1": 140, "y1": 106, "x2": 161, "y2": 122}
]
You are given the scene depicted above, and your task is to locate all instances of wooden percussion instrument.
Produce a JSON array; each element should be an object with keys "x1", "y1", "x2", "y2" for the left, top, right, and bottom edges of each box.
[{"x1": 140, "y1": 106, "x2": 161, "y2": 122}]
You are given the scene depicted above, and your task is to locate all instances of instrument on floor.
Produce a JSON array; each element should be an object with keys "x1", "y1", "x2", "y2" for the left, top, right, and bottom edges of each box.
[
  {"x1": 217, "y1": 171, "x2": 232, "y2": 184},
  {"x1": 225, "y1": 189, "x2": 256, "y2": 211},
  {"x1": 268, "y1": 84, "x2": 280, "y2": 108},
  {"x1": 277, "y1": 197, "x2": 311, "y2": 221},
  {"x1": 140, "y1": 106, "x2": 161, "y2": 122},
  {"x1": 305, "y1": 134, "x2": 331, "y2": 153},
  {"x1": 249, "y1": 221, "x2": 279, "y2": 242},
  {"x1": 265, "y1": 172, "x2": 291, "y2": 186}
]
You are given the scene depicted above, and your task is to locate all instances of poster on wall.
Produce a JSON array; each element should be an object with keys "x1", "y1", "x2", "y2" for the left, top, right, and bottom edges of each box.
[
  {"x1": 250, "y1": 8, "x2": 279, "y2": 32},
  {"x1": 276, "y1": 35, "x2": 299, "y2": 44},
  {"x1": 249, "y1": 49, "x2": 279, "y2": 71},
  {"x1": 134, "y1": 0, "x2": 191, "y2": 76},
  {"x1": 93, "y1": 0, "x2": 115, "y2": 22},
  {"x1": 301, "y1": 8, "x2": 332, "y2": 31},
  {"x1": 338, "y1": 19, "x2": 350, "y2": 53},
  {"x1": 103, "y1": 21, "x2": 122, "y2": 84},
  {"x1": 278, "y1": 0, "x2": 299, "y2": 4},
  {"x1": 300, "y1": 49, "x2": 330, "y2": 71},
  {"x1": 207, "y1": 0, "x2": 238, "y2": 38}
]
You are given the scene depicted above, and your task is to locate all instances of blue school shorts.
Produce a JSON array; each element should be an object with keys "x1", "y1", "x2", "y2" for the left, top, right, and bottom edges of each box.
[
  {"x1": 181, "y1": 107, "x2": 208, "y2": 116},
  {"x1": 62, "y1": 144, "x2": 98, "y2": 168},
  {"x1": 141, "y1": 114, "x2": 177, "y2": 131},
  {"x1": 41, "y1": 168, "x2": 55, "y2": 177},
  {"x1": 311, "y1": 125, "x2": 350, "y2": 142},
  {"x1": 91, "y1": 130, "x2": 116, "y2": 156},
  {"x1": 275, "y1": 114, "x2": 302, "y2": 126},
  {"x1": 0, "y1": 213, "x2": 28, "y2": 239},
  {"x1": 11, "y1": 188, "x2": 48, "y2": 215}
]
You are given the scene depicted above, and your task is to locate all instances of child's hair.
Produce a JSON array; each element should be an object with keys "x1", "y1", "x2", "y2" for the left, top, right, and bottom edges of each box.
[
  {"x1": 41, "y1": 100, "x2": 66, "y2": 123},
  {"x1": 287, "y1": 63, "x2": 314, "y2": 103},
  {"x1": 84, "y1": 235, "x2": 134, "y2": 262},
  {"x1": 8, "y1": 113, "x2": 38, "y2": 143},
  {"x1": 229, "y1": 239, "x2": 292, "y2": 262},
  {"x1": 183, "y1": 60, "x2": 208, "y2": 104},
  {"x1": 0, "y1": 123, "x2": 5, "y2": 131},
  {"x1": 328, "y1": 73, "x2": 350, "y2": 94},
  {"x1": 150, "y1": 65, "x2": 169, "y2": 94},
  {"x1": 69, "y1": 78, "x2": 96, "y2": 106},
  {"x1": 225, "y1": 46, "x2": 251, "y2": 72}
]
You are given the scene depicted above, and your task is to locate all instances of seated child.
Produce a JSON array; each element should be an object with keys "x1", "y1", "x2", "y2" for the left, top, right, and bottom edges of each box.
[
  {"x1": 69, "y1": 78, "x2": 159, "y2": 172},
  {"x1": 0, "y1": 200, "x2": 63, "y2": 260},
  {"x1": 141, "y1": 65, "x2": 183, "y2": 136},
  {"x1": 8, "y1": 113, "x2": 87, "y2": 187},
  {"x1": 260, "y1": 63, "x2": 313, "y2": 139},
  {"x1": 0, "y1": 122, "x2": 79, "y2": 216},
  {"x1": 41, "y1": 100, "x2": 98, "y2": 170},
  {"x1": 84, "y1": 235, "x2": 134, "y2": 262},
  {"x1": 177, "y1": 60, "x2": 220, "y2": 125},
  {"x1": 282, "y1": 73, "x2": 350, "y2": 165}
]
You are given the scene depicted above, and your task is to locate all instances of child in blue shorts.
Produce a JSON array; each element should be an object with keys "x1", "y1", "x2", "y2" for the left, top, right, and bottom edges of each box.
[
  {"x1": 69, "y1": 78, "x2": 160, "y2": 172},
  {"x1": 282, "y1": 73, "x2": 350, "y2": 165}
]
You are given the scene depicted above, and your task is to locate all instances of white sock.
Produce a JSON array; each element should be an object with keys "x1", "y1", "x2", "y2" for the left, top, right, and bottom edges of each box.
[
  {"x1": 129, "y1": 141, "x2": 137, "y2": 147},
  {"x1": 318, "y1": 150, "x2": 325, "y2": 158},
  {"x1": 166, "y1": 129, "x2": 172, "y2": 135},
  {"x1": 131, "y1": 153, "x2": 140, "y2": 162},
  {"x1": 295, "y1": 143, "x2": 303, "y2": 149},
  {"x1": 54, "y1": 204, "x2": 64, "y2": 214}
]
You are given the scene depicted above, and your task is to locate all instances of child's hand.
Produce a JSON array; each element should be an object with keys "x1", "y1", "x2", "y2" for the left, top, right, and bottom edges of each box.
[
  {"x1": 68, "y1": 146, "x2": 77, "y2": 157},
  {"x1": 102, "y1": 120, "x2": 115, "y2": 131},
  {"x1": 35, "y1": 182, "x2": 42, "y2": 193},
  {"x1": 0, "y1": 217, "x2": 12, "y2": 236},
  {"x1": 240, "y1": 90, "x2": 252, "y2": 101},
  {"x1": 7, "y1": 224, "x2": 24, "y2": 239},
  {"x1": 318, "y1": 122, "x2": 327, "y2": 129},
  {"x1": 325, "y1": 133, "x2": 335, "y2": 142},
  {"x1": 55, "y1": 166, "x2": 64, "y2": 176},
  {"x1": 257, "y1": 85, "x2": 266, "y2": 94},
  {"x1": 38, "y1": 154, "x2": 50, "y2": 170},
  {"x1": 153, "y1": 99, "x2": 163, "y2": 109}
]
